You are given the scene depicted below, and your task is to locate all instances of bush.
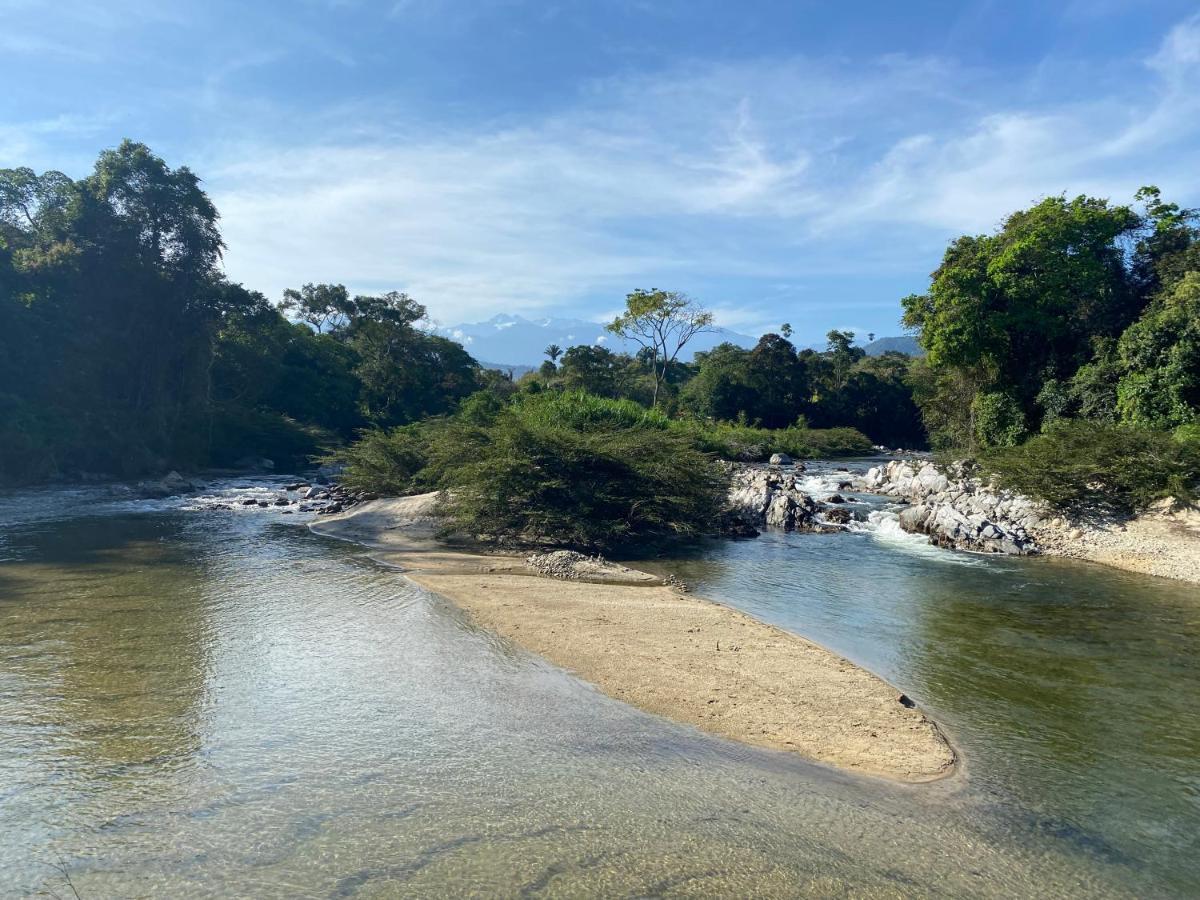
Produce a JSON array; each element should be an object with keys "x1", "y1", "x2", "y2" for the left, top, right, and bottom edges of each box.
[
  {"x1": 336, "y1": 424, "x2": 430, "y2": 495},
  {"x1": 972, "y1": 391, "x2": 1027, "y2": 448},
  {"x1": 426, "y1": 393, "x2": 727, "y2": 552},
  {"x1": 668, "y1": 419, "x2": 873, "y2": 461},
  {"x1": 336, "y1": 391, "x2": 874, "y2": 552},
  {"x1": 982, "y1": 419, "x2": 1200, "y2": 513}
]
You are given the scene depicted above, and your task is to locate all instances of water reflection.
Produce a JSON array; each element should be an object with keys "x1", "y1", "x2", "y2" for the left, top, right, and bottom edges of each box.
[
  {"x1": 667, "y1": 527, "x2": 1200, "y2": 895},
  {"x1": 0, "y1": 493, "x2": 1194, "y2": 897}
]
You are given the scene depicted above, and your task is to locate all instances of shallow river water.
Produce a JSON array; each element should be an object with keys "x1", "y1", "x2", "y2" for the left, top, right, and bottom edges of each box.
[{"x1": 1, "y1": 467, "x2": 1197, "y2": 897}]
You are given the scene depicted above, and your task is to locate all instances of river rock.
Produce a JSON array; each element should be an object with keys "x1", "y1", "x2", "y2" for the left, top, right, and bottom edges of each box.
[
  {"x1": 822, "y1": 506, "x2": 853, "y2": 525},
  {"x1": 727, "y1": 465, "x2": 829, "y2": 533},
  {"x1": 863, "y1": 459, "x2": 1043, "y2": 555},
  {"x1": 768, "y1": 452, "x2": 793, "y2": 466},
  {"x1": 137, "y1": 470, "x2": 197, "y2": 498}
]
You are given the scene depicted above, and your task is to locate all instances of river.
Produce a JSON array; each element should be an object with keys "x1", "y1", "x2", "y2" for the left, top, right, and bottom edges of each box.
[{"x1": 1, "y1": 467, "x2": 1197, "y2": 897}]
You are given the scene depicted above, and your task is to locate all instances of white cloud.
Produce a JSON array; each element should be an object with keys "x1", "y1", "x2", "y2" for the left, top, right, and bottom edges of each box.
[{"x1": 194, "y1": 15, "x2": 1200, "y2": 328}]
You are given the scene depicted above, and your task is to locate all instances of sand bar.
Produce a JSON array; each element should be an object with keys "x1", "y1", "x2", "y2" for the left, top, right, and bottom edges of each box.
[{"x1": 311, "y1": 495, "x2": 957, "y2": 783}]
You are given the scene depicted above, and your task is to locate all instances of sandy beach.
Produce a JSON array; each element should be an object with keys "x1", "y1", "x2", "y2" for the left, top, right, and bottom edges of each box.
[{"x1": 311, "y1": 494, "x2": 957, "y2": 783}]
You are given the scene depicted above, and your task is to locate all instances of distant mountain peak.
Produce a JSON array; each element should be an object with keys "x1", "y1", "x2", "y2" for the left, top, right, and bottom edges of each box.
[
  {"x1": 863, "y1": 335, "x2": 923, "y2": 357},
  {"x1": 432, "y1": 312, "x2": 756, "y2": 366}
]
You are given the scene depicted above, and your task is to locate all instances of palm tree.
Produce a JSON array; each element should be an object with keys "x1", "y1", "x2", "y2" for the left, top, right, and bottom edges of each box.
[{"x1": 544, "y1": 344, "x2": 562, "y2": 363}]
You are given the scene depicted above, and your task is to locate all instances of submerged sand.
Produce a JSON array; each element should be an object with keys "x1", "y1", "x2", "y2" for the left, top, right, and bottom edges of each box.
[{"x1": 311, "y1": 495, "x2": 956, "y2": 783}]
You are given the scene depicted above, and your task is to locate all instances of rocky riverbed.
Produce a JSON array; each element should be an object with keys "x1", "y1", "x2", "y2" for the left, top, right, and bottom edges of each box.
[
  {"x1": 858, "y1": 459, "x2": 1045, "y2": 556},
  {"x1": 856, "y1": 457, "x2": 1200, "y2": 582},
  {"x1": 725, "y1": 463, "x2": 859, "y2": 534}
]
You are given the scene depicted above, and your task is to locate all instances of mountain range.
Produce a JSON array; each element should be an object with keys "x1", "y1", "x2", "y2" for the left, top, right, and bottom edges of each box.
[
  {"x1": 430, "y1": 313, "x2": 757, "y2": 368},
  {"x1": 431, "y1": 313, "x2": 921, "y2": 370}
]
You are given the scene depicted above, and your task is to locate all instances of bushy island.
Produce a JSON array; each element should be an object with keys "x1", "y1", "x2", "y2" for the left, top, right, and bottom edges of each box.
[
  {"x1": 3, "y1": 141, "x2": 1199, "y2": 551},
  {"x1": 335, "y1": 391, "x2": 868, "y2": 551}
]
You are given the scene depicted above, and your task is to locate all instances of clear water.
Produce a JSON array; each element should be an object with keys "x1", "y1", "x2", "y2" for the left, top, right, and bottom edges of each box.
[{"x1": 1, "y1": 473, "x2": 1197, "y2": 897}]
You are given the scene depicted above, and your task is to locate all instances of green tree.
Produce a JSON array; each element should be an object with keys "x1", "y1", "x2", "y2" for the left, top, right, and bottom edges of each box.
[
  {"x1": 558, "y1": 344, "x2": 624, "y2": 397},
  {"x1": 1116, "y1": 272, "x2": 1200, "y2": 429},
  {"x1": 279, "y1": 282, "x2": 352, "y2": 333},
  {"x1": 678, "y1": 343, "x2": 756, "y2": 422},
  {"x1": 824, "y1": 329, "x2": 864, "y2": 391},
  {"x1": 747, "y1": 333, "x2": 807, "y2": 428},
  {"x1": 607, "y1": 288, "x2": 713, "y2": 407},
  {"x1": 902, "y1": 194, "x2": 1142, "y2": 446}
]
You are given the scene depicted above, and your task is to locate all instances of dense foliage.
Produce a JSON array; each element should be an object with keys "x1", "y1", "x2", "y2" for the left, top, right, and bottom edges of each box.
[
  {"x1": 903, "y1": 186, "x2": 1200, "y2": 510},
  {"x1": 337, "y1": 392, "x2": 732, "y2": 552},
  {"x1": 983, "y1": 421, "x2": 1200, "y2": 513},
  {"x1": 433, "y1": 393, "x2": 728, "y2": 550},
  {"x1": 529, "y1": 329, "x2": 926, "y2": 449},
  {"x1": 0, "y1": 143, "x2": 484, "y2": 483},
  {"x1": 336, "y1": 389, "x2": 876, "y2": 551}
]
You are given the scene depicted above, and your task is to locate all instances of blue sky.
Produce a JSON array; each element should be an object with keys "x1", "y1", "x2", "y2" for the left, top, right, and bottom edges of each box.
[{"x1": 3, "y1": 1, "x2": 1199, "y2": 343}]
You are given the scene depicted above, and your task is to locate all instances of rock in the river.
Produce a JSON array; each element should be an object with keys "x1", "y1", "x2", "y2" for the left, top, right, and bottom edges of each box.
[
  {"x1": 727, "y1": 465, "x2": 831, "y2": 533},
  {"x1": 136, "y1": 470, "x2": 197, "y2": 498},
  {"x1": 768, "y1": 452, "x2": 793, "y2": 466},
  {"x1": 822, "y1": 506, "x2": 853, "y2": 525},
  {"x1": 861, "y1": 459, "x2": 1043, "y2": 555}
]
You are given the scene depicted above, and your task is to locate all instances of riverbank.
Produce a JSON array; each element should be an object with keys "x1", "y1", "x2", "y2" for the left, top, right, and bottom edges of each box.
[
  {"x1": 861, "y1": 459, "x2": 1200, "y2": 584},
  {"x1": 310, "y1": 494, "x2": 956, "y2": 783}
]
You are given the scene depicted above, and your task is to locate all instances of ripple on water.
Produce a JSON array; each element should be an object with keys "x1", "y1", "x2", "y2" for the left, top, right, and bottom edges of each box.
[{"x1": 0, "y1": 481, "x2": 1195, "y2": 897}]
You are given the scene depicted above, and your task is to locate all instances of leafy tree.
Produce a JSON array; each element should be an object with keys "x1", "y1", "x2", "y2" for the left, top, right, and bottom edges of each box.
[
  {"x1": 1116, "y1": 272, "x2": 1200, "y2": 429},
  {"x1": 678, "y1": 343, "x2": 757, "y2": 422},
  {"x1": 544, "y1": 343, "x2": 562, "y2": 363},
  {"x1": 280, "y1": 282, "x2": 352, "y2": 333},
  {"x1": 903, "y1": 194, "x2": 1143, "y2": 446},
  {"x1": 824, "y1": 329, "x2": 864, "y2": 391},
  {"x1": 747, "y1": 333, "x2": 807, "y2": 428},
  {"x1": 607, "y1": 288, "x2": 713, "y2": 407},
  {"x1": 558, "y1": 344, "x2": 623, "y2": 397},
  {"x1": 972, "y1": 392, "x2": 1027, "y2": 448}
]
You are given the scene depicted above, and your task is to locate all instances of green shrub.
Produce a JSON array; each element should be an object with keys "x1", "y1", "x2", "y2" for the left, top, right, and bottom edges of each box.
[
  {"x1": 336, "y1": 423, "x2": 430, "y2": 495},
  {"x1": 336, "y1": 391, "x2": 873, "y2": 551},
  {"x1": 426, "y1": 393, "x2": 727, "y2": 552},
  {"x1": 972, "y1": 391, "x2": 1027, "y2": 448},
  {"x1": 668, "y1": 419, "x2": 872, "y2": 461},
  {"x1": 983, "y1": 419, "x2": 1200, "y2": 512}
]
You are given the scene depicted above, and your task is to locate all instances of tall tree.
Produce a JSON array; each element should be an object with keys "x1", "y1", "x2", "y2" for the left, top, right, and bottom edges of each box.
[
  {"x1": 280, "y1": 283, "x2": 352, "y2": 333},
  {"x1": 902, "y1": 194, "x2": 1141, "y2": 447},
  {"x1": 607, "y1": 289, "x2": 713, "y2": 407}
]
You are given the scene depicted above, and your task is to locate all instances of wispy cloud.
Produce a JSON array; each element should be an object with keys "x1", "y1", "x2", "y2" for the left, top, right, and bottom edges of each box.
[
  {"x1": 204, "y1": 19, "x2": 1200, "y2": 328},
  {"x1": 6, "y1": 2, "x2": 1198, "y2": 339}
]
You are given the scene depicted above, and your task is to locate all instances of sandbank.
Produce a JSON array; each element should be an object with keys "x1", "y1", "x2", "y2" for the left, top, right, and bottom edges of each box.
[{"x1": 311, "y1": 495, "x2": 957, "y2": 783}]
